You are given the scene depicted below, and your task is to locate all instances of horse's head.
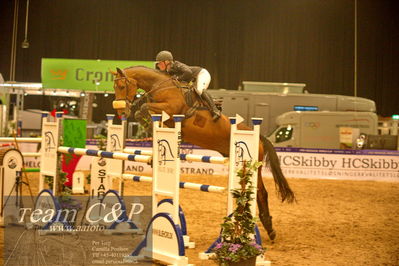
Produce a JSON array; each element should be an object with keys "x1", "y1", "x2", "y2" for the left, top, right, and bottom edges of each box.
[{"x1": 111, "y1": 67, "x2": 137, "y2": 118}]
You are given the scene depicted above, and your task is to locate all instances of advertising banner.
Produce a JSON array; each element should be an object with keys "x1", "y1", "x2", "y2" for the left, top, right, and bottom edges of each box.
[
  {"x1": 19, "y1": 143, "x2": 399, "y2": 182},
  {"x1": 267, "y1": 147, "x2": 399, "y2": 182},
  {"x1": 41, "y1": 58, "x2": 154, "y2": 91}
]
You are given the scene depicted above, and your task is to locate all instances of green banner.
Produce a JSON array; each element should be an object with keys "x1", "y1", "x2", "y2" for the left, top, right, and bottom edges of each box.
[{"x1": 41, "y1": 58, "x2": 154, "y2": 91}]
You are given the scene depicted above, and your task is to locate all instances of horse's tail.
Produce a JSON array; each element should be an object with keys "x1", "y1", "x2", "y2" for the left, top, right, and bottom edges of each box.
[{"x1": 260, "y1": 135, "x2": 295, "y2": 203}]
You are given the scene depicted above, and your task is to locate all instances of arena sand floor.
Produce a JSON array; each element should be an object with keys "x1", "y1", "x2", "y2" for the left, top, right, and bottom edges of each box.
[{"x1": 1, "y1": 173, "x2": 398, "y2": 266}]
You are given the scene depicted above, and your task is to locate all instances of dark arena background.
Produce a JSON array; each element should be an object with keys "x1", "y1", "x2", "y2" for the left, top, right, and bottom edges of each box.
[
  {"x1": 0, "y1": 1, "x2": 399, "y2": 265},
  {"x1": 1, "y1": 0, "x2": 399, "y2": 117}
]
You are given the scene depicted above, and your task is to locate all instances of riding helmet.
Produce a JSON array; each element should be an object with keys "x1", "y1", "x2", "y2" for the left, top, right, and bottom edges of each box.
[{"x1": 156, "y1": 50, "x2": 173, "y2": 61}]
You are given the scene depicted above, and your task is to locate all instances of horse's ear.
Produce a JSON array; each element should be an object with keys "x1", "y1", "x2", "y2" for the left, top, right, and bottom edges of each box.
[
  {"x1": 109, "y1": 69, "x2": 117, "y2": 76},
  {"x1": 116, "y1": 67, "x2": 126, "y2": 77}
]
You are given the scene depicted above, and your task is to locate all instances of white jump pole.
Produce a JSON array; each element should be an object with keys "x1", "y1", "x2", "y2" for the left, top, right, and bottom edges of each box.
[{"x1": 0, "y1": 137, "x2": 42, "y2": 143}]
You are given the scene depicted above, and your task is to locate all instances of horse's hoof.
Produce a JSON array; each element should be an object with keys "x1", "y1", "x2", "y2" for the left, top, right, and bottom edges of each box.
[{"x1": 268, "y1": 229, "x2": 276, "y2": 241}]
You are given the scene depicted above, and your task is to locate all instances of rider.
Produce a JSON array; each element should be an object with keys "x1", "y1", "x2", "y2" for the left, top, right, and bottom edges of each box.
[{"x1": 155, "y1": 50, "x2": 221, "y2": 120}]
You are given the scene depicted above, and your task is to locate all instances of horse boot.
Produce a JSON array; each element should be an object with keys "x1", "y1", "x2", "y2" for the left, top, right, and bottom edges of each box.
[
  {"x1": 201, "y1": 91, "x2": 221, "y2": 121},
  {"x1": 259, "y1": 213, "x2": 276, "y2": 241}
]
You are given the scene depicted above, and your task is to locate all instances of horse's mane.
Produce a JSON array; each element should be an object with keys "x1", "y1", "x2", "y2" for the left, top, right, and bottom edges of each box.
[
  {"x1": 123, "y1": 65, "x2": 171, "y2": 80},
  {"x1": 125, "y1": 65, "x2": 153, "y2": 71}
]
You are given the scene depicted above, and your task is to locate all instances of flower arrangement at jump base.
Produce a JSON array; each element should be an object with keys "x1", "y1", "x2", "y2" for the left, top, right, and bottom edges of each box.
[{"x1": 211, "y1": 161, "x2": 266, "y2": 266}]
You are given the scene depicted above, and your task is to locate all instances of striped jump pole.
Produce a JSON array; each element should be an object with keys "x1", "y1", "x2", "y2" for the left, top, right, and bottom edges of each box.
[
  {"x1": 179, "y1": 153, "x2": 228, "y2": 164},
  {"x1": 57, "y1": 147, "x2": 152, "y2": 163},
  {"x1": 108, "y1": 173, "x2": 226, "y2": 193},
  {"x1": 123, "y1": 148, "x2": 153, "y2": 156},
  {"x1": 96, "y1": 114, "x2": 229, "y2": 198},
  {"x1": 123, "y1": 148, "x2": 228, "y2": 164}
]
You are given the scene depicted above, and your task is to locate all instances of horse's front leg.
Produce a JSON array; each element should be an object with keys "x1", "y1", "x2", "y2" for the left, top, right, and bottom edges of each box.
[{"x1": 137, "y1": 102, "x2": 179, "y2": 131}]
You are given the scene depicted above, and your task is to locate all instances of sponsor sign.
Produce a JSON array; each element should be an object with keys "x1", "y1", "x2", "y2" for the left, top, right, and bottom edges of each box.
[
  {"x1": 41, "y1": 58, "x2": 154, "y2": 91},
  {"x1": 90, "y1": 157, "x2": 110, "y2": 197},
  {"x1": 15, "y1": 143, "x2": 399, "y2": 182},
  {"x1": 267, "y1": 147, "x2": 399, "y2": 182}
]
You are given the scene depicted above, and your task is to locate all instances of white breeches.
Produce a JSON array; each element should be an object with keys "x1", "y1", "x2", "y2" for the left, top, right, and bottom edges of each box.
[{"x1": 195, "y1": 69, "x2": 211, "y2": 95}]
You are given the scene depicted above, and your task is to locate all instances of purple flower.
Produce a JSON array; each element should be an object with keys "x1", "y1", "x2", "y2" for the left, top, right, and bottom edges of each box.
[
  {"x1": 249, "y1": 241, "x2": 263, "y2": 250},
  {"x1": 228, "y1": 243, "x2": 242, "y2": 253},
  {"x1": 215, "y1": 242, "x2": 223, "y2": 249}
]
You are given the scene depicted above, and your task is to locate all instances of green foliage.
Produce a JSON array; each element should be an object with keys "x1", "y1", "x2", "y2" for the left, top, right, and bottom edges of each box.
[
  {"x1": 44, "y1": 170, "x2": 68, "y2": 192},
  {"x1": 94, "y1": 134, "x2": 106, "y2": 150},
  {"x1": 43, "y1": 145, "x2": 70, "y2": 194},
  {"x1": 44, "y1": 162, "x2": 82, "y2": 214},
  {"x1": 6, "y1": 121, "x2": 16, "y2": 137},
  {"x1": 86, "y1": 173, "x2": 91, "y2": 185},
  {"x1": 211, "y1": 161, "x2": 265, "y2": 265}
]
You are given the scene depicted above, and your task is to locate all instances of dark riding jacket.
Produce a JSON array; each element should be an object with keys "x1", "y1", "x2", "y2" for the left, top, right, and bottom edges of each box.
[{"x1": 162, "y1": 61, "x2": 202, "y2": 83}]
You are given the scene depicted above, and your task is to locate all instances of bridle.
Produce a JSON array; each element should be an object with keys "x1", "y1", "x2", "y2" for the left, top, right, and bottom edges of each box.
[
  {"x1": 113, "y1": 71, "x2": 179, "y2": 112},
  {"x1": 112, "y1": 76, "x2": 134, "y2": 111}
]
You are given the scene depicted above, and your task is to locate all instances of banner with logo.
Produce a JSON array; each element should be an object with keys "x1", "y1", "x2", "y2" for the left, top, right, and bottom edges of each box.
[
  {"x1": 41, "y1": 58, "x2": 154, "y2": 91},
  {"x1": 18, "y1": 142, "x2": 399, "y2": 182},
  {"x1": 267, "y1": 147, "x2": 399, "y2": 182}
]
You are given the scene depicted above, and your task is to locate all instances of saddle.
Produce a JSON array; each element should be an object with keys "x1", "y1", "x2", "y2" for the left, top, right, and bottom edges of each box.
[{"x1": 182, "y1": 87, "x2": 208, "y2": 119}]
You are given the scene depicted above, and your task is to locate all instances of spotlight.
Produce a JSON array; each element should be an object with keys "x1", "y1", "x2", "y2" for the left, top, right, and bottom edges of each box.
[
  {"x1": 80, "y1": 91, "x2": 86, "y2": 97},
  {"x1": 104, "y1": 91, "x2": 109, "y2": 97},
  {"x1": 23, "y1": 90, "x2": 28, "y2": 96}
]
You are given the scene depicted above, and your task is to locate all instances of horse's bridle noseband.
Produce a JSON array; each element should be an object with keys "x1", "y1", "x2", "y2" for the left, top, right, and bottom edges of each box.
[{"x1": 113, "y1": 76, "x2": 134, "y2": 110}]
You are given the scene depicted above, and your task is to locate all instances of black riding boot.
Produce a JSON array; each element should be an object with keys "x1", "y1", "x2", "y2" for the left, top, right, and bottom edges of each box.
[{"x1": 201, "y1": 91, "x2": 221, "y2": 120}]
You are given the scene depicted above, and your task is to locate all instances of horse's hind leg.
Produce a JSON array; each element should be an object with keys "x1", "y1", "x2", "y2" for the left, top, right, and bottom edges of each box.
[{"x1": 257, "y1": 172, "x2": 276, "y2": 241}]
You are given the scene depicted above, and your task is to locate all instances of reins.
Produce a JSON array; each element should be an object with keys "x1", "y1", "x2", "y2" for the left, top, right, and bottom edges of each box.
[{"x1": 137, "y1": 77, "x2": 180, "y2": 103}]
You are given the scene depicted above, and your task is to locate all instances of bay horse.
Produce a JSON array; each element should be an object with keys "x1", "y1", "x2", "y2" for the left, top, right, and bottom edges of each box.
[{"x1": 111, "y1": 66, "x2": 295, "y2": 240}]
